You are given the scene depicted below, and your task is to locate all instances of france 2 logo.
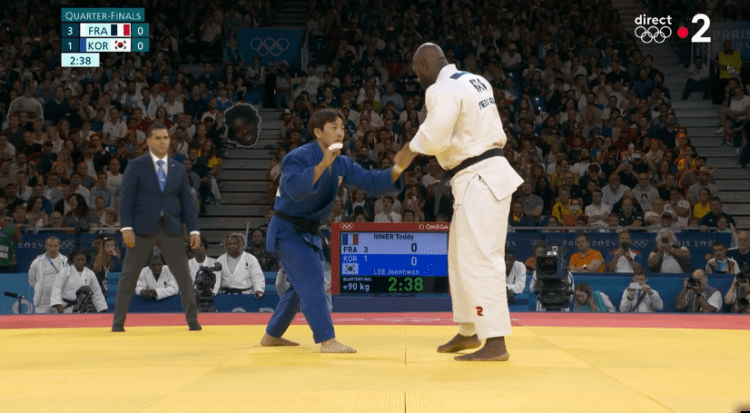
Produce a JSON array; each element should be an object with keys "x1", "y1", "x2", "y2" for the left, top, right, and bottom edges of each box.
[{"x1": 634, "y1": 13, "x2": 711, "y2": 44}]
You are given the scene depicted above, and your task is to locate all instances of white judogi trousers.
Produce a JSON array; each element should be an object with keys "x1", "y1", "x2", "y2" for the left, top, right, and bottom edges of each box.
[{"x1": 449, "y1": 162, "x2": 515, "y2": 340}]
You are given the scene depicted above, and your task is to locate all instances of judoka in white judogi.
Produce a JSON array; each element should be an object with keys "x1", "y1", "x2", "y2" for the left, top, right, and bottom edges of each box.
[
  {"x1": 50, "y1": 264, "x2": 108, "y2": 313},
  {"x1": 408, "y1": 45, "x2": 524, "y2": 360}
]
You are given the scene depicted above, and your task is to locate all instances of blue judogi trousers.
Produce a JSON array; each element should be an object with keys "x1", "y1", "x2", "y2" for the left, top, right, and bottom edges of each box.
[{"x1": 265, "y1": 229, "x2": 334, "y2": 343}]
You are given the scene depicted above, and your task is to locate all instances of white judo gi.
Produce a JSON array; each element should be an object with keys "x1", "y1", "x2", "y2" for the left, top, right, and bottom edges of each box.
[
  {"x1": 28, "y1": 253, "x2": 69, "y2": 313},
  {"x1": 410, "y1": 64, "x2": 524, "y2": 340},
  {"x1": 215, "y1": 252, "x2": 265, "y2": 295},
  {"x1": 135, "y1": 266, "x2": 179, "y2": 300},
  {"x1": 50, "y1": 266, "x2": 108, "y2": 313}
]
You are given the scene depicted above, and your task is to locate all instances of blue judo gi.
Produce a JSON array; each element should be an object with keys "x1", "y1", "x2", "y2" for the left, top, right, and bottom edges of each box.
[{"x1": 265, "y1": 141, "x2": 402, "y2": 343}]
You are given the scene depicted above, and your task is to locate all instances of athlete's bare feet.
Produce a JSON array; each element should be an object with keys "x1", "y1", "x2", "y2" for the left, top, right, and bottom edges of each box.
[
  {"x1": 320, "y1": 338, "x2": 357, "y2": 353},
  {"x1": 437, "y1": 333, "x2": 481, "y2": 353},
  {"x1": 260, "y1": 333, "x2": 300, "y2": 347},
  {"x1": 454, "y1": 337, "x2": 509, "y2": 361}
]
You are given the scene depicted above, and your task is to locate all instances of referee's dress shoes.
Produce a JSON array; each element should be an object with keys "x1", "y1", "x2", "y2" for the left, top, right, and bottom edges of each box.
[{"x1": 111, "y1": 323, "x2": 202, "y2": 332}]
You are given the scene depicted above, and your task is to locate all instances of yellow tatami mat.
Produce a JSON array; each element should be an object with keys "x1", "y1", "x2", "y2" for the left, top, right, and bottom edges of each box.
[{"x1": 1, "y1": 325, "x2": 749, "y2": 413}]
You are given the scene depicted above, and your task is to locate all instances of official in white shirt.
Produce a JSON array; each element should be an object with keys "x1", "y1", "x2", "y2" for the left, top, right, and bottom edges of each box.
[
  {"x1": 215, "y1": 233, "x2": 265, "y2": 297},
  {"x1": 50, "y1": 250, "x2": 107, "y2": 313},
  {"x1": 27, "y1": 236, "x2": 68, "y2": 313},
  {"x1": 135, "y1": 255, "x2": 179, "y2": 300},
  {"x1": 403, "y1": 43, "x2": 524, "y2": 361}
]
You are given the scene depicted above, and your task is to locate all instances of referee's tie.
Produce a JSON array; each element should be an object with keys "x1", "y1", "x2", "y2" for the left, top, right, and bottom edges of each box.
[{"x1": 156, "y1": 160, "x2": 166, "y2": 192}]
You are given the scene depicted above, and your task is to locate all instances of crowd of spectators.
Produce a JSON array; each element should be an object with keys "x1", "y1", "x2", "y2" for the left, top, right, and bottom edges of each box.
[
  {"x1": 255, "y1": 0, "x2": 745, "y2": 250},
  {"x1": 1, "y1": 0, "x2": 747, "y2": 289}
]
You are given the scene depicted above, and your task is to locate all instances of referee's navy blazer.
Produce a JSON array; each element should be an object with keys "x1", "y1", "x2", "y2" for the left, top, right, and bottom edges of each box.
[{"x1": 119, "y1": 154, "x2": 199, "y2": 236}]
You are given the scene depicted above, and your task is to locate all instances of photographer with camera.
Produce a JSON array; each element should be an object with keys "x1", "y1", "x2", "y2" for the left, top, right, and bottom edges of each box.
[
  {"x1": 50, "y1": 250, "x2": 107, "y2": 313},
  {"x1": 135, "y1": 252, "x2": 178, "y2": 301},
  {"x1": 676, "y1": 269, "x2": 721, "y2": 313},
  {"x1": 216, "y1": 233, "x2": 265, "y2": 298},
  {"x1": 188, "y1": 236, "x2": 220, "y2": 296},
  {"x1": 605, "y1": 230, "x2": 645, "y2": 273},
  {"x1": 619, "y1": 269, "x2": 663, "y2": 313},
  {"x1": 723, "y1": 269, "x2": 750, "y2": 313},
  {"x1": 706, "y1": 240, "x2": 740, "y2": 275},
  {"x1": 647, "y1": 229, "x2": 692, "y2": 274}
]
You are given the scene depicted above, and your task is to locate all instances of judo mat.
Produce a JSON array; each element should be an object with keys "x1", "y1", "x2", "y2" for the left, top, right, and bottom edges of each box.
[{"x1": 1, "y1": 312, "x2": 749, "y2": 413}]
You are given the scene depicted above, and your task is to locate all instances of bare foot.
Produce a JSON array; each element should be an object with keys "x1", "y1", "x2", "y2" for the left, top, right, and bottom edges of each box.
[
  {"x1": 437, "y1": 333, "x2": 481, "y2": 353},
  {"x1": 454, "y1": 337, "x2": 509, "y2": 361},
  {"x1": 260, "y1": 333, "x2": 300, "y2": 347},
  {"x1": 320, "y1": 338, "x2": 357, "y2": 353}
]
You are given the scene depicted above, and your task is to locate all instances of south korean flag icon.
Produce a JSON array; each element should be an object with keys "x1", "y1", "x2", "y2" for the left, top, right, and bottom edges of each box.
[
  {"x1": 112, "y1": 39, "x2": 129, "y2": 51},
  {"x1": 342, "y1": 263, "x2": 359, "y2": 275}
]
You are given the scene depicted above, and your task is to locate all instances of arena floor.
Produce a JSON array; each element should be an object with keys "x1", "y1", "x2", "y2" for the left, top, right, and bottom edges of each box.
[{"x1": 1, "y1": 312, "x2": 749, "y2": 413}]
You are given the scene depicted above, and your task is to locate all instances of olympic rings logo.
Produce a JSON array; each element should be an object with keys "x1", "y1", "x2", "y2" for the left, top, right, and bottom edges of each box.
[
  {"x1": 340, "y1": 223, "x2": 354, "y2": 231},
  {"x1": 248, "y1": 37, "x2": 290, "y2": 56},
  {"x1": 631, "y1": 239, "x2": 649, "y2": 248},
  {"x1": 634, "y1": 26, "x2": 672, "y2": 43}
]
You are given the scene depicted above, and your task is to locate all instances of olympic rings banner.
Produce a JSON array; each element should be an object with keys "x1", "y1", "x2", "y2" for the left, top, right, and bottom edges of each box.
[
  {"x1": 709, "y1": 21, "x2": 750, "y2": 61},
  {"x1": 504, "y1": 231, "x2": 730, "y2": 272},
  {"x1": 238, "y1": 28, "x2": 303, "y2": 67},
  {"x1": 14, "y1": 232, "x2": 125, "y2": 272}
]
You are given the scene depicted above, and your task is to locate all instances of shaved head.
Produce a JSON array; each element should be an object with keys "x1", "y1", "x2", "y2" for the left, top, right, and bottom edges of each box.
[{"x1": 412, "y1": 43, "x2": 449, "y2": 88}]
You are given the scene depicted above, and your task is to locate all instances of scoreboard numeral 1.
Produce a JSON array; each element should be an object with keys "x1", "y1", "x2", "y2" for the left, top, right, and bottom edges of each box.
[{"x1": 62, "y1": 40, "x2": 79, "y2": 52}]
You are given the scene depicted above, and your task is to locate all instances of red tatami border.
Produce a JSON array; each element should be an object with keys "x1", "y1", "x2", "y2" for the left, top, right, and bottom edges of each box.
[{"x1": 1, "y1": 312, "x2": 748, "y2": 330}]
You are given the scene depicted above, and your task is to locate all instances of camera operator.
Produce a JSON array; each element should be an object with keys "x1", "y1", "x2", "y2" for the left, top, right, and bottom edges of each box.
[
  {"x1": 723, "y1": 270, "x2": 750, "y2": 313},
  {"x1": 50, "y1": 250, "x2": 107, "y2": 313},
  {"x1": 676, "y1": 269, "x2": 721, "y2": 313},
  {"x1": 605, "y1": 230, "x2": 645, "y2": 273},
  {"x1": 706, "y1": 240, "x2": 740, "y2": 275},
  {"x1": 188, "y1": 236, "x2": 220, "y2": 296},
  {"x1": 135, "y1": 252, "x2": 178, "y2": 300},
  {"x1": 619, "y1": 269, "x2": 663, "y2": 313},
  {"x1": 647, "y1": 229, "x2": 692, "y2": 274},
  {"x1": 216, "y1": 233, "x2": 265, "y2": 298},
  {"x1": 504, "y1": 250, "x2": 526, "y2": 303},
  {"x1": 529, "y1": 268, "x2": 574, "y2": 312}
]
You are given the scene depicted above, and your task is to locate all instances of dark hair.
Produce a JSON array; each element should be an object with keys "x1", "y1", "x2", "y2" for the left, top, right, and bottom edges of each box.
[
  {"x1": 68, "y1": 193, "x2": 89, "y2": 218},
  {"x1": 68, "y1": 249, "x2": 89, "y2": 266},
  {"x1": 308, "y1": 108, "x2": 345, "y2": 138},
  {"x1": 147, "y1": 123, "x2": 168, "y2": 139},
  {"x1": 713, "y1": 240, "x2": 726, "y2": 249},
  {"x1": 576, "y1": 233, "x2": 590, "y2": 242}
]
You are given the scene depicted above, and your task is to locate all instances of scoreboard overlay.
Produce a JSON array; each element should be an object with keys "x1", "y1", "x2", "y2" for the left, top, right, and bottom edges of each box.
[
  {"x1": 331, "y1": 222, "x2": 451, "y2": 295},
  {"x1": 61, "y1": 8, "x2": 149, "y2": 67}
]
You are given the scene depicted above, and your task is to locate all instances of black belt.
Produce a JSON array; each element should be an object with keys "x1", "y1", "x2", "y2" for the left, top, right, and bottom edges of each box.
[
  {"x1": 274, "y1": 210, "x2": 330, "y2": 256},
  {"x1": 274, "y1": 211, "x2": 321, "y2": 235},
  {"x1": 446, "y1": 148, "x2": 505, "y2": 178},
  {"x1": 220, "y1": 287, "x2": 253, "y2": 294}
]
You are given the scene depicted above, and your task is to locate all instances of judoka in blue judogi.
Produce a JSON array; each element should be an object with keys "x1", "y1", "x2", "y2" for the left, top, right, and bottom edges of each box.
[{"x1": 261, "y1": 109, "x2": 412, "y2": 353}]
